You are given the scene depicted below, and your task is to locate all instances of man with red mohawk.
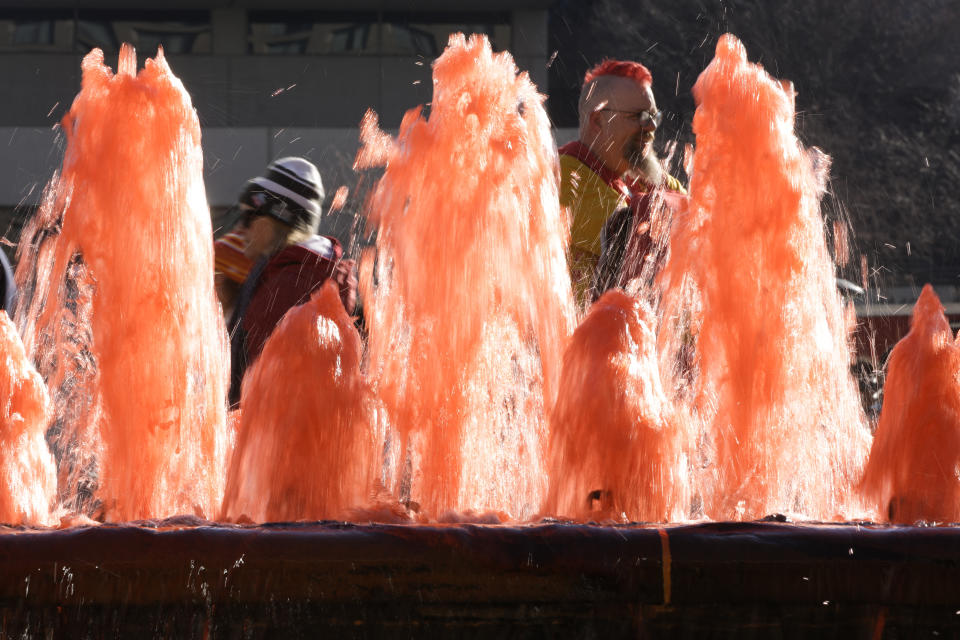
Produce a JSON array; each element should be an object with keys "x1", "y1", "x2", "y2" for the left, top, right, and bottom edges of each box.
[{"x1": 559, "y1": 59, "x2": 685, "y2": 306}]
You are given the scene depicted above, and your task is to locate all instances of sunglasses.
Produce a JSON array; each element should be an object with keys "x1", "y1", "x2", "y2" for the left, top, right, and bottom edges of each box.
[
  {"x1": 238, "y1": 193, "x2": 274, "y2": 226},
  {"x1": 600, "y1": 108, "x2": 663, "y2": 128}
]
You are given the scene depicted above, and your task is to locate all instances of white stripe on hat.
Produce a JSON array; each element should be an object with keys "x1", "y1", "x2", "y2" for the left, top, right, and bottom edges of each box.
[{"x1": 250, "y1": 176, "x2": 321, "y2": 216}]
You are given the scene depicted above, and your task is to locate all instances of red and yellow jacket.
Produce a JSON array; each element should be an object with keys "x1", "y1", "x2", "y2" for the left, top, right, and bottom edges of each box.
[{"x1": 558, "y1": 140, "x2": 684, "y2": 304}]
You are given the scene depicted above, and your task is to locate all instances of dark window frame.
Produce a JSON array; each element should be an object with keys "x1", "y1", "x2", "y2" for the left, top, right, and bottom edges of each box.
[{"x1": 247, "y1": 10, "x2": 511, "y2": 56}]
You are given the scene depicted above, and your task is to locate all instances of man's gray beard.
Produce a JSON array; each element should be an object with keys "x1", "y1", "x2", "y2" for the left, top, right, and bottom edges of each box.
[{"x1": 626, "y1": 150, "x2": 663, "y2": 186}]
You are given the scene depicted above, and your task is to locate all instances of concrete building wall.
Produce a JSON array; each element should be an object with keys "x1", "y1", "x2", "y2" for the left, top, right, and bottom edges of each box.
[{"x1": 0, "y1": 5, "x2": 552, "y2": 240}]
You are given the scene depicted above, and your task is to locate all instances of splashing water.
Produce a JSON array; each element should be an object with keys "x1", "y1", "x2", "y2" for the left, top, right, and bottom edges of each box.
[
  {"x1": 0, "y1": 311, "x2": 56, "y2": 525},
  {"x1": 15, "y1": 225, "x2": 100, "y2": 515},
  {"x1": 546, "y1": 290, "x2": 690, "y2": 522},
  {"x1": 658, "y1": 34, "x2": 871, "y2": 521},
  {"x1": 358, "y1": 34, "x2": 575, "y2": 519},
  {"x1": 222, "y1": 283, "x2": 375, "y2": 522},
  {"x1": 860, "y1": 285, "x2": 960, "y2": 524},
  {"x1": 0, "y1": 33, "x2": 895, "y2": 527},
  {"x1": 14, "y1": 45, "x2": 230, "y2": 521}
]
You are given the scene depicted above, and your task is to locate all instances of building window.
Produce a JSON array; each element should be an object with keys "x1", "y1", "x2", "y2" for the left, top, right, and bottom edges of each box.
[
  {"x1": 380, "y1": 15, "x2": 511, "y2": 56},
  {"x1": 76, "y1": 20, "x2": 117, "y2": 53},
  {"x1": 330, "y1": 24, "x2": 372, "y2": 54},
  {"x1": 1, "y1": 11, "x2": 213, "y2": 55},
  {"x1": 76, "y1": 13, "x2": 212, "y2": 55},
  {"x1": 0, "y1": 10, "x2": 513, "y2": 57},
  {"x1": 0, "y1": 12, "x2": 73, "y2": 52},
  {"x1": 128, "y1": 24, "x2": 211, "y2": 55},
  {"x1": 248, "y1": 12, "x2": 510, "y2": 56},
  {"x1": 249, "y1": 12, "x2": 378, "y2": 55},
  {"x1": 248, "y1": 21, "x2": 312, "y2": 55},
  {"x1": 13, "y1": 20, "x2": 53, "y2": 46},
  {"x1": 381, "y1": 23, "x2": 438, "y2": 56}
]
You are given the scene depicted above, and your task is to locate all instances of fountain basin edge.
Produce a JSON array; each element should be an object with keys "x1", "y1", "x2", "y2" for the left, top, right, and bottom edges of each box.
[{"x1": 0, "y1": 520, "x2": 956, "y2": 637}]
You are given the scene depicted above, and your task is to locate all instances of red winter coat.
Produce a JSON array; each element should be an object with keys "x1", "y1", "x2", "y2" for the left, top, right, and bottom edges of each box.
[{"x1": 242, "y1": 235, "x2": 356, "y2": 364}]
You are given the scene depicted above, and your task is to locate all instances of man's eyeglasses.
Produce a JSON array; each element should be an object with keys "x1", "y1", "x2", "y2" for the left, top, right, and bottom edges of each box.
[{"x1": 600, "y1": 108, "x2": 663, "y2": 128}]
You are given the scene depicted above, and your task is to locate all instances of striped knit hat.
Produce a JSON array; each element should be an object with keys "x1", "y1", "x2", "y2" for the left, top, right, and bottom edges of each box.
[{"x1": 246, "y1": 157, "x2": 325, "y2": 234}]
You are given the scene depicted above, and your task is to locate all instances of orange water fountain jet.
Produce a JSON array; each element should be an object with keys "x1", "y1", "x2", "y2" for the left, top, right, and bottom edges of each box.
[
  {"x1": 657, "y1": 34, "x2": 871, "y2": 520},
  {"x1": 221, "y1": 283, "x2": 375, "y2": 522},
  {"x1": 357, "y1": 34, "x2": 575, "y2": 519},
  {"x1": 546, "y1": 290, "x2": 690, "y2": 522},
  {"x1": 860, "y1": 285, "x2": 960, "y2": 524},
  {"x1": 0, "y1": 312, "x2": 56, "y2": 526},
  {"x1": 14, "y1": 45, "x2": 230, "y2": 521}
]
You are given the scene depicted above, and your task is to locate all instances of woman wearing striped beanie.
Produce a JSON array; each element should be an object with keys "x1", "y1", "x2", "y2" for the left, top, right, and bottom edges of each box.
[{"x1": 226, "y1": 157, "x2": 357, "y2": 404}]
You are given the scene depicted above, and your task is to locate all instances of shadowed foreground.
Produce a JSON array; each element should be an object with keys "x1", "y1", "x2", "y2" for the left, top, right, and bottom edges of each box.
[{"x1": 0, "y1": 520, "x2": 958, "y2": 637}]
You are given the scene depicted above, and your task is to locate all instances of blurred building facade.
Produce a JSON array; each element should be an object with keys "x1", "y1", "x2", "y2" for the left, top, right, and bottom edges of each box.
[{"x1": 0, "y1": 1, "x2": 555, "y2": 240}]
